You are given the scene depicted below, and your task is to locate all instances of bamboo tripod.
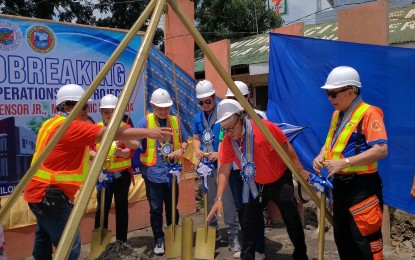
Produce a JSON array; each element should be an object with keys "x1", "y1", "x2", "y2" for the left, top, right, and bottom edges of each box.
[{"x1": 0, "y1": 0, "x2": 333, "y2": 258}]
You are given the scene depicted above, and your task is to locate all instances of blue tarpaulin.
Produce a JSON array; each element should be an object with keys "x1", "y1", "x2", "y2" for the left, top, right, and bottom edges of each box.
[
  {"x1": 146, "y1": 46, "x2": 199, "y2": 136},
  {"x1": 267, "y1": 33, "x2": 415, "y2": 214}
]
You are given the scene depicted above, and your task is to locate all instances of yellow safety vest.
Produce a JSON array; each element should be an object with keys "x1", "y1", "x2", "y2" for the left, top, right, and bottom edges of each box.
[
  {"x1": 140, "y1": 113, "x2": 180, "y2": 166},
  {"x1": 96, "y1": 121, "x2": 131, "y2": 172},
  {"x1": 32, "y1": 115, "x2": 90, "y2": 186},
  {"x1": 324, "y1": 102, "x2": 378, "y2": 174}
]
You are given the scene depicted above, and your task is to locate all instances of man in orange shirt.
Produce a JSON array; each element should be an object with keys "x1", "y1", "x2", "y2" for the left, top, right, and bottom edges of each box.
[
  {"x1": 313, "y1": 66, "x2": 388, "y2": 260},
  {"x1": 24, "y1": 84, "x2": 171, "y2": 260},
  {"x1": 208, "y1": 99, "x2": 309, "y2": 260}
]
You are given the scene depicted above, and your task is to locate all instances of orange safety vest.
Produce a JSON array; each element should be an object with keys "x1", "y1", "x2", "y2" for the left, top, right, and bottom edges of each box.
[
  {"x1": 96, "y1": 121, "x2": 131, "y2": 172},
  {"x1": 324, "y1": 102, "x2": 378, "y2": 174},
  {"x1": 32, "y1": 115, "x2": 90, "y2": 186},
  {"x1": 140, "y1": 113, "x2": 180, "y2": 166}
]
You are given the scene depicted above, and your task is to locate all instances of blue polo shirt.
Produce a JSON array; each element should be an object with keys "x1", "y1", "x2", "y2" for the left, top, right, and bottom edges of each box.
[
  {"x1": 193, "y1": 108, "x2": 221, "y2": 153},
  {"x1": 137, "y1": 116, "x2": 189, "y2": 183}
]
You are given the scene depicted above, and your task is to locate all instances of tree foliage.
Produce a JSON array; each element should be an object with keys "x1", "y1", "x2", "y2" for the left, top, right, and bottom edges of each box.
[
  {"x1": 194, "y1": 0, "x2": 283, "y2": 43},
  {"x1": 95, "y1": 0, "x2": 164, "y2": 48},
  {"x1": 0, "y1": 0, "x2": 95, "y2": 24}
]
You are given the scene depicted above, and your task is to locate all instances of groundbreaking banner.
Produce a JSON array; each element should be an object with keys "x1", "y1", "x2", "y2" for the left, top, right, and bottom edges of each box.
[
  {"x1": 267, "y1": 33, "x2": 415, "y2": 214},
  {"x1": 0, "y1": 15, "x2": 145, "y2": 196}
]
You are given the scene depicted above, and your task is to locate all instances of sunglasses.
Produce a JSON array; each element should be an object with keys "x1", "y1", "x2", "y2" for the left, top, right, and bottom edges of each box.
[
  {"x1": 326, "y1": 87, "x2": 350, "y2": 99},
  {"x1": 198, "y1": 99, "x2": 212, "y2": 106}
]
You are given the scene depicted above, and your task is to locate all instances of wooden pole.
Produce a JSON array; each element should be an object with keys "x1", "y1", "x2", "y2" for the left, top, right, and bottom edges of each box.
[
  {"x1": 53, "y1": 0, "x2": 165, "y2": 258},
  {"x1": 167, "y1": 0, "x2": 333, "y2": 225},
  {"x1": 318, "y1": 193, "x2": 326, "y2": 260}
]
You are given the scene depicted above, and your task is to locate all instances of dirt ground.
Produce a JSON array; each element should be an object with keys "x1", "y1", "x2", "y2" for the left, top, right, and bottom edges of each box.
[{"x1": 79, "y1": 203, "x2": 415, "y2": 260}]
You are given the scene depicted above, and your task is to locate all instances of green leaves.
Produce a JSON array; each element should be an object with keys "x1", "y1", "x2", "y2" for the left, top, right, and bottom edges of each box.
[{"x1": 195, "y1": 0, "x2": 282, "y2": 43}]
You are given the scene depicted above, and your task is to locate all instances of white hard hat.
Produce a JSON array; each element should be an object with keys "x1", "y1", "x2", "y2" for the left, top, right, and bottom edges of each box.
[
  {"x1": 150, "y1": 88, "x2": 173, "y2": 107},
  {"x1": 100, "y1": 94, "x2": 118, "y2": 109},
  {"x1": 321, "y1": 66, "x2": 362, "y2": 89},
  {"x1": 225, "y1": 81, "x2": 250, "y2": 97},
  {"x1": 195, "y1": 80, "x2": 215, "y2": 98},
  {"x1": 216, "y1": 99, "x2": 244, "y2": 125},
  {"x1": 56, "y1": 84, "x2": 92, "y2": 106}
]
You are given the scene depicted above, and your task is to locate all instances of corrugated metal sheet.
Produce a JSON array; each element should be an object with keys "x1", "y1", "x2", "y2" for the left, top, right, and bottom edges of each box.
[
  {"x1": 195, "y1": 4, "x2": 415, "y2": 72},
  {"x1": 305, "y1": 5, "x2": 415, "y2": 43},
  {"x1": 195, "y1": 33, "x2": 269, "y2": 73}
]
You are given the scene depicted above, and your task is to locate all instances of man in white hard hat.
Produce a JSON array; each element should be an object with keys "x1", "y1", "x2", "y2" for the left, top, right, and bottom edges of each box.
[
  {"x1": 23, "y1": 84, "x2": 171, "y2": 260},
  {"x1": 313, "y1": 66, "x2": 388, "y2": 260},
  {"x1": 224, "y1": 81, "x2": 267, "y2": 120},
  {"x1": 222, "y1": 81, "x2": 266, "y2": 259},
  {"x1": 208, "y1": 99, "x2": 309, "y2": 260},
  {"x1": 92, "y1": 94, "x2": 133, "y2": 243},
  {"x1": 136, "y1": 88, "x2": 189, "y2": 256},
  {"x1": 193, "y1": 80, "x2": 241, "y2": 253}
]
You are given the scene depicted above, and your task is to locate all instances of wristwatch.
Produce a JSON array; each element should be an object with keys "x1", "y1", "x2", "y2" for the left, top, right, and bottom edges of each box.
[{"x1": 344, "y1": 158, "x2": 352, "y2": 168}]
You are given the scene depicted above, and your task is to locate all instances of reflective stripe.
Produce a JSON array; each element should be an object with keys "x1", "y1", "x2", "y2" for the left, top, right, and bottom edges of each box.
[
  {"x1": 96, "y1": 122, "x2": 131, "y2": 172},
  {"x1": 140, "y1": 113, "x2": 180, "y2": 166},
  {"x1": 32, "y1": 115, "x2": 90, "y2": 186},
  {"x1": 324, "y1": 103, "x2": 377, "y2": 174}
]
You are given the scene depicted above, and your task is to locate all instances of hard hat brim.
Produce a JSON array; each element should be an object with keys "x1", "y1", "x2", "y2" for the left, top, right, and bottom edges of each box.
[
  {"x1": 99, "y1": 105, "x2": 116, "y2": 109},
  {"x1": 216, "y1": 113, "x2": 234, "y2": 125},
  {"x1": 196, "y1": 91, "x2": 215, "y2": 99},
  {"x1": 56, "y1": 98, "x2": 93, "y2": 106},
  {"x1": 150, "y1": 100, "x2": 173, "y2": 108}
]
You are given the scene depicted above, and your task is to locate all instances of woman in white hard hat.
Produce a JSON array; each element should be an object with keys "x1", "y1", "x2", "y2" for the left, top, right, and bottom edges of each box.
[
  {"x1": 23, "y1": 84, "x2": 171, "y2": 260},
  {"x1": 91, "y1": 94, "x2": 133, "y2": 243},
  {"x1": 208, "y1": 99, "x2": 309, "y2": 260},
  {"x1": 136, "y1": 88, "x2": 189, "y2": 256},
  {"x1": 313, "y1": 66, "x2": 388, "y2": 260}
]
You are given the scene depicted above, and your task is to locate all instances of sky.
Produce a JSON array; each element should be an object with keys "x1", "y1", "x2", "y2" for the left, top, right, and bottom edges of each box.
[{"x1": 279, "y1": 0, "x2": 333, "y2": 25}]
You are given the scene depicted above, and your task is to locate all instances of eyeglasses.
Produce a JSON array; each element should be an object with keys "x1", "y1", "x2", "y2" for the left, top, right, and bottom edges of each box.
[
  {"x1": 326, "y1": 87, "x2": 350, "y2": 99},
  {"x1": 102, "y1": 109, "x2": 114, "y2": 115},
  {"x1": 198, "y1": 99, "x2": 212, "y2": 106},
  {"x1": 223, "y1": 118, "x2": 240, "y2": 134}
]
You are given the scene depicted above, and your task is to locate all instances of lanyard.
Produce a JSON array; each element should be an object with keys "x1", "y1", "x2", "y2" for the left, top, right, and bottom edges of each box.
[
  {"x1": 231, "y1": 119, "x2": 259, "y2": 203},
  {"x1": 331, "y1": 96, "x2": 363, "y2": 148},
  {"x1": 202, "y1": 106, "x2": 217, "y2": 152}
]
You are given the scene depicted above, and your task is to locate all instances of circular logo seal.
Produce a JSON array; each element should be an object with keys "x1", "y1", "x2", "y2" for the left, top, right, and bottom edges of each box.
[
  {"x1": 0, "y1": 20, "x2": 22, "y2": 51},
  {"x1": 202, "y1": 129, "x2": 214, "y2": 143},
  {"x1": 27, "y1": 25, "x2": 55, "y2": 53},
  {"x1": 160, "y1": 143, "x2": 173, "y2": 156},
  {"x1": 371, "y1": 120, "x2": 382, "y2": 132}
]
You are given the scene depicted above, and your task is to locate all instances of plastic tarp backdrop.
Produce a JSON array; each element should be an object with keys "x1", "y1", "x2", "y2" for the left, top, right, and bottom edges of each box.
[
  {"x1": 145, "y1": 46, "x2": 198, "y2": 136},
  {"x1": 267, "y1": 33, "x2": 415, "y2": 214}
]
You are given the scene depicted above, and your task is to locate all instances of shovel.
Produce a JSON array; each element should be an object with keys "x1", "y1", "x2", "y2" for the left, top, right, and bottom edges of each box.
[
  {"x1": 195, "y1": 193, "x2": 216, "y2": 260},
  {"x1": 164, "y1": 175, "x2": 182, "y2": 258},
  {"x1": 90, "y1": 187, "x2": 112, "y2": 260}
]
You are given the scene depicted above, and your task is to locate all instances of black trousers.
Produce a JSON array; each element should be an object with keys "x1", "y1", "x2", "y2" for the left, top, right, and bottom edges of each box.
[
  {"x1": 333, "y1": 172, "x2": 383, "y2": 260},
  {"x1": 229, "y1": 169, "x2": 265, "y2": 253},
  {"x1": 240, "y1": 170, "x2": 307, "y2": 260},
  {"x1": 94, "y1": 169, "x2": 132, "y2": 242}
]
